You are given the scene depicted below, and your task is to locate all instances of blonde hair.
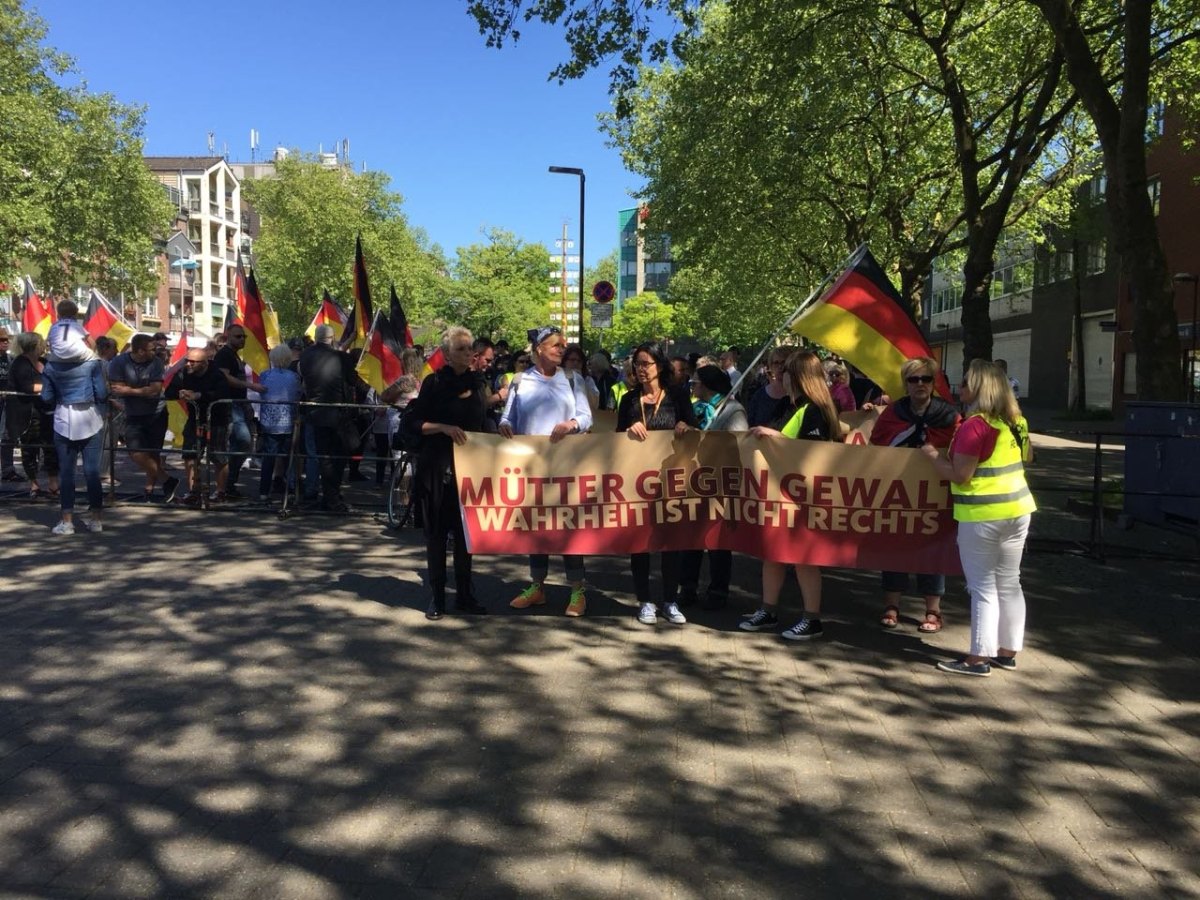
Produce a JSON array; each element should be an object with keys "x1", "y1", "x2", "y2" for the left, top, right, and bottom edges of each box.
[
  {"x1": 783, "y1": 350, "x2": 839, "y2": 440},
  {"x1": 268, "y1": 344, "x2": 293, "y2": 369},
  {"x1": 901, "y1": 357, "x2": 937, "y2": 381},
  {"x1": 441, "y1": 325, "x2": 473, "y2": 354},
  {"x1": 16, "y1": 331, "x2": 42, "y2": 355},
  {"x1": 964, "y1": 359, "x2": 1020, "y2": 424}
]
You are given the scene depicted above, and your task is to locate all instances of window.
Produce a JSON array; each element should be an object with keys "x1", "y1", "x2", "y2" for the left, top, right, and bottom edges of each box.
[
  {"x1": 142, "y1": 295, "x2": 157, "y2": 317},
  {"x1": 1086, "y1": 240, "x2": 1106, "y2": 275},
  {"x1": 1147, "y1": 177, "x2": 1161, "y2": 216},
  {"x1": 621, "y1": 260, "x2": 638, "y2": 276},
  {"x1": 1087, "y1": 174, "x2": 1107, "y2": 200}
]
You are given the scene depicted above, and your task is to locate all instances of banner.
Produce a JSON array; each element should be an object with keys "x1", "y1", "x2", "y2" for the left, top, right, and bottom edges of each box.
[{"x1": 456, "y1": 431, "x2": 961, "y2": 574}]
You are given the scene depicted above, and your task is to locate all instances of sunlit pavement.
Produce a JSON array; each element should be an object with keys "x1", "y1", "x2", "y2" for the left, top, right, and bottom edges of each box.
[{"x1": 0, "y1": 439, "x2": 1196, "y2": 898}]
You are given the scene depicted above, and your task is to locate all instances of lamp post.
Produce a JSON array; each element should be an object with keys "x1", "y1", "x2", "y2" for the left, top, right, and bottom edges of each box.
[
  {"x1": 1174, "y1": 272, "x2": 1198, "y2": 403},
  {"x1": 549, "y1": 166, "x2": 585, "y2": 343}
]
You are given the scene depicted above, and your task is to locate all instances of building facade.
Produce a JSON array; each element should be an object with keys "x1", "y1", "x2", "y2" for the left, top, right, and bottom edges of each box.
[
  {"x1": 144, "y1": 156, "x2": 245, "y2": 339},
  {"x1": 618, "y1": 205, "x2": 675, "y2": 307}
]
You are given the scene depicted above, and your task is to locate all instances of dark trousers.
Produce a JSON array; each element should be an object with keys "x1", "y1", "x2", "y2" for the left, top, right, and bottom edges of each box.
[
  {"x1": 374, "y1": 432, "x2": 391, "y2": 484},
  {"x1": 422, "y1": 480, "x2": 472, "y2": 603},
  {"x1": 680, "y1": 549, "x2": 732, "y2": 598},
  {"x1": 312, "y1": 425, "x2": 346, "y2": 506},
  {"x1": 631, "y1": 551, "x2": 682, "y2": 606},
  {"x1": 20, "y1": 412, "x2": 59, "y2": 480}
]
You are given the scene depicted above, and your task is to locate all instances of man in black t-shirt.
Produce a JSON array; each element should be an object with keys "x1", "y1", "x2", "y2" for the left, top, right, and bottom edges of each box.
[
  {"x1": 211, "y1": 325, "x2": 264, "y2": 498},
  {"x1": 165, "y1": 348, "x2": 230, "y2": 504},
  {"x1": 109, "y1": 334, "x2": 177, "y2": 501}
]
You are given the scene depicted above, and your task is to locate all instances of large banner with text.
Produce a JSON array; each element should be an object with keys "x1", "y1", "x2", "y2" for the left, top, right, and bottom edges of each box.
[{"x1": 455, "y1": 432, "x2": 961, "y2": 574}]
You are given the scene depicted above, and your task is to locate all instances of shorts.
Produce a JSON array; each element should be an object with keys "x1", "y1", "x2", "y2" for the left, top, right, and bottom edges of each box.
[{"x1": 124, "y1": 411, "x2": 168, "y2": 454}]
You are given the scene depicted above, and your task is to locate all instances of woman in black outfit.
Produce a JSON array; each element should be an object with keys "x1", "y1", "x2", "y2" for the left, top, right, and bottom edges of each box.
[
  {"x1": 404, "y1": 326, "x2": 489, "y2": 620},
  {"x1": 617, "y1": 341, "x2": 699, "y2": 626}
]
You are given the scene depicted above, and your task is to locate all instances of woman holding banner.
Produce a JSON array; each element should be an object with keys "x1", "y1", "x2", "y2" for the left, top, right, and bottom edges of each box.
[
  {"x1": 499, "y1": 325, "x2": 594, "y2": 617},
  {"x1": 742, "y1": 349, "x2": 839, "y2": 640},
  {"x1": 617, "y1": 341, "x2": 699, "y2": 626},
  {"x1": 404, "y1": 326, "x2": 490, "y2": 621},
  {"x1": 871, "y1": 357, "x2": 961, "y2": 633},
  {"x1": 923, "y1": 360, "x2": 1035, "y2": 676}
]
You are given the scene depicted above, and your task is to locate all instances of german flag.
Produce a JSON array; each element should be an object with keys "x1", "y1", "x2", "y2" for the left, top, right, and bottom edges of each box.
[
  {"x1": 340, "y1": 235, "x2": 372, "y2": 351},
  {"x1": 790, "y1": 248, "x2": 951, "y2": 402},
  {"x1": 388, "y1": 283, "x2": 415, "y2": 349},
  {"x1": 420, "y1": 347, "x2": 445, "y2": 382},
  {"x1": 306, "y1": 291, "x2": 348, "y2": 340},
  {"x1": 164, "y1": 333, "x2": 190, "y2": 448},
  {"x1": 20, "y1": 277, "x2": 55, "y2": 338},
  {"x1": 83, "y1": 288, "x2": 135, "y2": 351},
  {"x1": 355, "y1": 310, "x2": 406, "y2": 394},
  {"x1": 233, "y1": 260, "x2": 271, "y2": 374}
]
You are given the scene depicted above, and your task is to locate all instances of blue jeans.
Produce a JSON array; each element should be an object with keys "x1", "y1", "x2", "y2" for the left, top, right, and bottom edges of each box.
[
  {"x1": 54, "y1": 429, "x2": 104, "y2": 514},
  {"x1": 881, "y1": 571, "x2": 945, "y2": 596},
  {"x1": 258, "y1": 431, "x2": 295, "y2": 497},
  {"x1": 223, "y1": 402, "x2": 253, "y2": 486}
]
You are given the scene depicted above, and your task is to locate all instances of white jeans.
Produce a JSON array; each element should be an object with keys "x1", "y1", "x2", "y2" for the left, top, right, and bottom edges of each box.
[{"x1": 956, "y1": 515, "x2": 1031, "y2": 658}]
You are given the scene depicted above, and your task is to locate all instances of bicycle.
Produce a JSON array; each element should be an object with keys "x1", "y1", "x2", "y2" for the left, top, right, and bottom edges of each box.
[{"x1": 386, "y1": 449, "x2": 417, "y2": 529}]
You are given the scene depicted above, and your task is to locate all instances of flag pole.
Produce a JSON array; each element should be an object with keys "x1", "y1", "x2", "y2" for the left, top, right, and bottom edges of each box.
[
  {"x1": 715, "y1": 243, "x2": 868, "y2": 420},
  {"x1": 354, "y1": 310, "x2": 382, "y2": 381}
]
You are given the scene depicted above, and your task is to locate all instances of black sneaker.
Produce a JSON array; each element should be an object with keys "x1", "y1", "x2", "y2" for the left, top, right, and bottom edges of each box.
[
  {"x1": 739, "y1": 609, "x2": 780, "y2": 632},
  {"x1": 781, "y1": 617, "x2": 823, "y2": 641},
  {"x1": 990, "y1": 656, "x2": 1017, "y2": 671},
  {"x1": 677, "y1": 586, "x2": 699, "y2": 608},
  {"x1": 937, "y1": 659, "x2": 992, "y2": 677},
  {"x1": 224, "y1": 485, "x2": 243, "y2": 500},
  {"x1": 161, "y1": 476, "x2": 180, "y2": 503},
  {"x1": 1, "y1": 470, "x2": 25, "y2": 482},
  {"x1": 129, "y1": 491, "x2": 154, "y2": 504}
]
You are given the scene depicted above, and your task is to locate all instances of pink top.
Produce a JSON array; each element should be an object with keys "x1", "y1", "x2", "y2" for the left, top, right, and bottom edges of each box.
[
  {"x1": 950, "y1": 414, "x2": 998, "y2": 460},
  {"x1": 830, "y1": 381, "x2": 856, "y2": 412}
]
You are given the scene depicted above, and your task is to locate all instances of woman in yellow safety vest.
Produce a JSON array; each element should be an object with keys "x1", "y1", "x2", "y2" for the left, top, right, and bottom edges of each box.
[
  {"x1": 922, "y1": 359, "x2": 1036, "y2": 677},
  {"x1": 742, "y1": 349, "x2": 840, "y2": 642}
]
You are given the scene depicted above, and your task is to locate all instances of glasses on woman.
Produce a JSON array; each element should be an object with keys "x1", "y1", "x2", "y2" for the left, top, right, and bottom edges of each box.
[
  {"x1": 634, "y1": 359, "x2": 656, "y2": 369},
  {"x1": 906, "y1": 375, "x2": 935, "y2": 384}
]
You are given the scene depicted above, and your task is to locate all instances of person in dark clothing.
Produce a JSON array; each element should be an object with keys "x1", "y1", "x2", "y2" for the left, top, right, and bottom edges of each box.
[
  {"x1": 403, "y1": 326, "x2": 489, "y2": 620},
  {"x1": 745, "y1": 346, "x2": 794, "y2": 427},
  {"x1": 0, "y1": 326, "x2": 18, "y2": 480},
  {"x1": 616, "y1": 341, "x2": 699, "y2": 626},
  {"x1": 297, "y1": 325, "x2": 357, "y2": 514},
  {"x1": 164, "y1": 347, "x2": 230, "y2": 503},
  {"x1": 211, "y1": 325, "x2": 264, "y2": 497},
  {"x1": 7, "y1": 332, "x2": 59, "y2": 497}
]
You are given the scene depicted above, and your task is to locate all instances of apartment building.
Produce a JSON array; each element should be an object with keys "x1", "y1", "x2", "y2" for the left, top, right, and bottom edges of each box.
[
  {"x1": 618, "y1": 205, "x2": 675, "y2": 307},
  {"x1": 144, "y1": 156, "x2": 245, "y2": 339}
]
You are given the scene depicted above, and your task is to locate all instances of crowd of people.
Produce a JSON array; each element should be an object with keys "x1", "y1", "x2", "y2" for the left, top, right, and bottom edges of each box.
[{"x1": 0, "y1": 309, "x2": 1036, "y2": 677}]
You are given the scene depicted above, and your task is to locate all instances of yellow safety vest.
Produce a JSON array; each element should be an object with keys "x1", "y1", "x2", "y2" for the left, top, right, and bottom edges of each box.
[
  {"x1": 780, "y1": 403, "x2": 810, "y2": 439},
  {"x1": 951, "y1": 413, "x2": 1037, "y2": 522},
  {"x1": 611, "y1": 381, "x2": 630, "y2": 407}
]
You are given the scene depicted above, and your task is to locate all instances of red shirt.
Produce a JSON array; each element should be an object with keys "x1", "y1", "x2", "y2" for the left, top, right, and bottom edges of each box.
[{"x1": 950, "y1": 414, "x2": 998, "y2": 460}]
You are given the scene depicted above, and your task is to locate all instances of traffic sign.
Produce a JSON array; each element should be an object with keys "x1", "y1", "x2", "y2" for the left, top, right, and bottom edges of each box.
[
  {"x1": 592, "y1": 280, "x2": 615, "y2": 304},
  {"x1": 590, "y1": 302, "x2": 613, "y2": 329}
]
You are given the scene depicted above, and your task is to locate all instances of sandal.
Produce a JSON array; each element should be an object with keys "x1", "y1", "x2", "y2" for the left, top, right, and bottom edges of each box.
[
  {"x1": 880, "y1": 605, "x2": 900, "y2": 629},
  {"x1": 918, "y1": 610, "x2": 943, "y2": 634}
]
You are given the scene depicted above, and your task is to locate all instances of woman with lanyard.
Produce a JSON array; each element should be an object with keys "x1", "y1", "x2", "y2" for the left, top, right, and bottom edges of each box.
[
  {"x1": 403, "y1": 325, "x2": 490, "y2": 620},
  {"x1": 741, "y1": 349, "x2": 839, "y2": 640},
  {"x1": 500, "y1": 325, "x2": 594, "y2": 617},
  {"x1": 617, "y1": 341, "x2": 699, "y2": 625},
  {"x1": 923, "y1": 359, "x2": 1036, "y2": 676}
]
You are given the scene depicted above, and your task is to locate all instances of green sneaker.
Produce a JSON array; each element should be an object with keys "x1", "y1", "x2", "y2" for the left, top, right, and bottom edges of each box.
[
  {"x1": 565, "y1": 586, "x2": 587, "y2": 617},
  {"x1": 510, "y1": 583, "x2": 546, "y2": 609}
]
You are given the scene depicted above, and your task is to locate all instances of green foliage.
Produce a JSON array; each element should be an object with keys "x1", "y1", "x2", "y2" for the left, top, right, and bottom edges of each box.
[
  {"x1": 447, "y1": 228, "x2": 553, "y2": 345},
  {"x1": 244, "y1": 155, "x2": 447, "y2": 337},
  {"x1": 605, "y1": 291, "x2": 677, "y2": 354},
  {"x1": 0, "y1": 0, "x2": 172, "y2": 298}
]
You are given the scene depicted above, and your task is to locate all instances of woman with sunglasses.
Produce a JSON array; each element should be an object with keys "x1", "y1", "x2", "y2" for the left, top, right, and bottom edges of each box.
[
  {"x1": 746, "y1": 347, "x2": 794, "y2": 428},
  {"x1": 870, "y1": 357, "x2": 961, "y2": 632},
  {"x1": 617, "y1": 341, "x2": 699, "y2": 625},
  {"x1": 742, "y1": 349, "x2": 839, "y2": 640},
  {"x1": 923, "y1": 359, "x2": 1036, "y2": 676}
]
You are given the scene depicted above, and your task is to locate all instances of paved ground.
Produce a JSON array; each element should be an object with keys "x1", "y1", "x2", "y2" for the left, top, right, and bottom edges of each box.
[{"x1": 0, "y1": 433, "x2": 1197, "y2": 898}]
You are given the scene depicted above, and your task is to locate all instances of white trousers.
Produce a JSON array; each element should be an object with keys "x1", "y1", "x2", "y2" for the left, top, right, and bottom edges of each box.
[{"x1": 956, "y1": 515, "x2": 1031, "y2": 658}]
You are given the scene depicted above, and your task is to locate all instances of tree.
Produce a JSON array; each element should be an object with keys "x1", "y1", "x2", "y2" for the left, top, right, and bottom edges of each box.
[
  {"x1": 243, "y1": 155, "x2": 447, "y2": 336},
  {"x1": 448, "y1": 228, "x2": 553, "y2": 344},
  {"x1": 0, "y1": 0, "x2": 173, "y2": 298},
  {"x1": 584, "y1": 249, "x2": 618, "y2": 295},
  {"x1": 606, "y1": 291, "x2": 676, "y2": 353},
  {"x1": 1028, "y1": 0, "x2": 1199, "y2": 400}
]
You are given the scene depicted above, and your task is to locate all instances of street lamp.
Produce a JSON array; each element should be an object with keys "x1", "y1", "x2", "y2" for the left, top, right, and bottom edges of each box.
[
  {"x1": 1173, "y1": 272, "x2": 1198, "y2": 403},
  {"x1": 549, "y1": 166, "x2": 585, "y2": 343}
]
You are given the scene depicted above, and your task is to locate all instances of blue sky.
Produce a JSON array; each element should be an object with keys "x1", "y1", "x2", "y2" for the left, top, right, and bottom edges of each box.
[{"x1": 32, "y1": 0, "x2": 643, "y2": 264}]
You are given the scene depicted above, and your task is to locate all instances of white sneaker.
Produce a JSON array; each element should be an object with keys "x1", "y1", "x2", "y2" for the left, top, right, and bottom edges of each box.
[
  {"x1": 80, "y1": 516, "x2": 103, "y2": 533},
  {"x1": 637, "y1": 602, "x2": 658, "y2": 625},
  {"x1": 662, "y1": 602, "x2": 687, "y2": 625},
  {"x1": 51, "y1": 520, "x2": 75, "y2": 535}
]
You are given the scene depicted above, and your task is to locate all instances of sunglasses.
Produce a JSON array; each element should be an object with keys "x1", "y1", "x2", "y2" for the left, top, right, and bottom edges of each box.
[{"x1": 906, "y1": 375, "x2": 935, "y2": 384}]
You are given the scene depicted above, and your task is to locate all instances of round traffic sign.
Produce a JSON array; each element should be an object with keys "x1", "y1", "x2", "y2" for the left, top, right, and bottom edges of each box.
[{"x1": 592, "y1": 280, "x2": 615, "y2": 303}]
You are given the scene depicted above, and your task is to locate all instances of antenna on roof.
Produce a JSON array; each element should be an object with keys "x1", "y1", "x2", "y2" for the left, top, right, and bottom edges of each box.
[
  {"x1": 207, "y1": 131, "x2": 215, "y2": 155},
  {"x1": 250, "y1": 129, "x2": 259, "y2": 163}
]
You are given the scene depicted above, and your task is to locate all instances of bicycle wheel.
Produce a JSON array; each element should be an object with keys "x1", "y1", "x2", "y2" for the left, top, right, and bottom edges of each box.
[{"x1": 386, "y1": 452, "x2": 414, "y2": 529}]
